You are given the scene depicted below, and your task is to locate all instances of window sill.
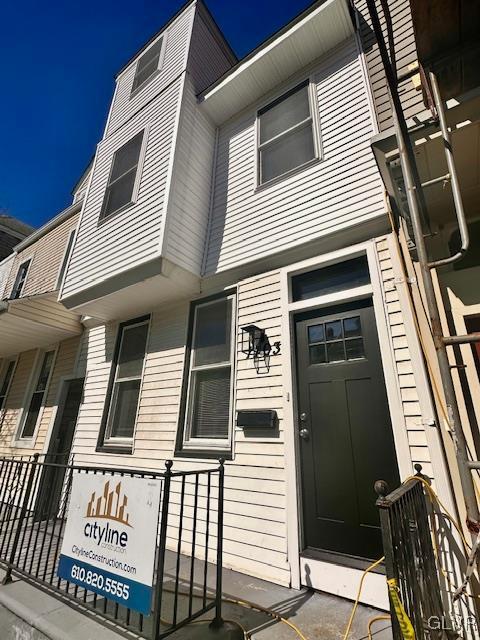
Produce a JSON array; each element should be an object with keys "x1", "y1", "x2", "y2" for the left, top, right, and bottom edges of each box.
[
  {"x1": 12, "y1": 438, "x2": 35, "y2": 450},
  {"x1": 174, "y1": 449, "x2": 232, "y2": 461},
  {"x1": 96, "y1": 444, "x2": 133, "y2": 455},
  {"x1": 254, "y1": 156, "x2": 321, "y2": 194},
  {"x1": 97, "y1": 200, "x2": 136, "y2": 228}
]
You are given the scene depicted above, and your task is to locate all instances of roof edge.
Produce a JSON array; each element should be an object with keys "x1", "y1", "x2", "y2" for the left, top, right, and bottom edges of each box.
[{"x1": 14, "y1": 200, "x2": 82, "y2": 254}]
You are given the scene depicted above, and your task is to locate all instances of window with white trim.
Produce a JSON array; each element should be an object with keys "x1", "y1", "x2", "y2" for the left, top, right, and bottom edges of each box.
[
  {"x1": 258, "y1": 80, "x2": 317, "y2": 185},
  {"x1": 20, "y1": 350, "x2": 55, "y2": 439},
  {"x1": 180, "y1": 295, "x2": 235, "y2": 453},
  {"x1": 0, "y1": 359, "x2": 15, "y2": 413},
  {"x1": 131, "y1": 37, "x2": 164, "y2": 94},
  {"x1": 102, "y1": 318, "x2": 149, "y2": 447},
  {"x1": 99, "y1": 130, "x2": 145, "y2": 220},
  {"x1": 11, "y1": 259, "x2": 31, "y2": 299},
  {"x1": 56, "y1": 229, "x2": 76, "y2": 289}
]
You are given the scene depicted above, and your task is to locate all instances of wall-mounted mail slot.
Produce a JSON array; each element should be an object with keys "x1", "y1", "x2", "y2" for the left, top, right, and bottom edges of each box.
[{"x1": 236, "y1": 410, "x2": 277, "y2": 429}]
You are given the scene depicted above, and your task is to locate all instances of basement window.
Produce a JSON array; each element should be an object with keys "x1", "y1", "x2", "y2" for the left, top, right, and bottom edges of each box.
[
  {"x1": 257, "y1": 80, "x2": 318, "y2": 185},
  {"x1": 131, "y1": 37, "x2": 164, "y2": 95},
  {"x1": 176, "y1": 293, "x2": 236, "y2": 458},
  {"x1": 99, "y1": 130, "x2": 146, "y2": 221},
  {"x1": 98, "y1": 316, "x2": 150, "y2": 452}
]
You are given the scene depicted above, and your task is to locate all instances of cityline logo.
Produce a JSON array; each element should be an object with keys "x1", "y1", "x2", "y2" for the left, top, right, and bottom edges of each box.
[{"x1": 83, "y1": 480, "x2": 132, "y2": 548}]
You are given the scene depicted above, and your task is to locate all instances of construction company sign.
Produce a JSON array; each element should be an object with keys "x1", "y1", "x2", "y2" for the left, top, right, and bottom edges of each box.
[{"x1": 57, "y1": 473, "x2": 161, "y2": 615}]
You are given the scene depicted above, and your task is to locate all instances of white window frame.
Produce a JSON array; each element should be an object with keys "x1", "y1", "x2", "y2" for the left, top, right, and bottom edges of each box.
[
  {"x1": 11, "y1": 256, "x2": 33, "y2": 299},
  {"x1": 130, "y1": 34, "x2": 167, "y2": 98},
  {"x1": 55, "y1": 229, "x2": 76, "y2": 290},
  {"x1": 99, "y1": 127, "x2": 149, "y2": 223},
  {"x1": 14, "y1": 347, "x2": 57, "y2": 447},
  {"x1": 102, "y1": 318, "x2": 150, "y2": 448},
  {"x1": 0, "y1": 357, "x2": 17, "y2": 424},
  {"x1": 256, "y1": 77, "x2": 321, "y2": 188},
  {"x1": 182, "y1": 294, "x2": 236, "y2": 452}
]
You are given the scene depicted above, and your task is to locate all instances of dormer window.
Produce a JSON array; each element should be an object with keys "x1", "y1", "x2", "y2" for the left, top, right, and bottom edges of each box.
[
  {"x1": 257, "y1": 80, "x2": 318, "y2": 186},
  {"x1": 131, "y1": 37, "x2": 164, "y2": 95},
  {"x1": 99, "y1": 130, "x2": 146, "y2": 220},
  {"x1": 11, "y1": 259, "x2": 31, "y2": 299}
]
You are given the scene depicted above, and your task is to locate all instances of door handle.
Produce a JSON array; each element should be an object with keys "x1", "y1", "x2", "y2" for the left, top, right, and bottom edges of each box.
[{"x1": 299, "y1": 428, "x2": 309, "y2": 440}]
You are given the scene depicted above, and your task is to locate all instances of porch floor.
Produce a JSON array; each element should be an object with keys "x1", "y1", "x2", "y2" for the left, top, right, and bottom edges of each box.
[{"x1": 0, "y1": 554, "x2": 392, "y2": 640}]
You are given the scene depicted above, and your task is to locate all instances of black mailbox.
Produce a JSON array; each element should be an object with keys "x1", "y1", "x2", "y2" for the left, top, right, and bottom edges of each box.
[{"x1": 236, "y1": 410, "x2": 277, "y2": 429}]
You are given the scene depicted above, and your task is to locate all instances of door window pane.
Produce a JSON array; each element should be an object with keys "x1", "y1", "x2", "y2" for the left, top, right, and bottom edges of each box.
[
  {"x1": 325, "y1": 320, "x2": 342, "y2": 341},
  {"x1": 346, "y1": 338, "x2": 365, "y2": 360},
  {"x1": 308, "y1": 324, "x2": 324, "y2": 344},
  {"x1": 344, "y1": 316, "x2": 361, "y2": 338},
  {"x1": 310, "y1": 344, "x2": 326, "y2": 364},
  {"x1": 292, "y1": 256, "x2": 370, "y2": 302},
  {"x1": 306, "y1": 313, "x2": 365, "y2": 365},
  {"x1": 326, "y1": 341, "x2": 345, "y2": 363}
]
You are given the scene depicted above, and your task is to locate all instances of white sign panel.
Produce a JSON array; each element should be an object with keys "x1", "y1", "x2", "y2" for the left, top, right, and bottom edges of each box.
[{"x1": 58, "y1": 473, "x2": 161, "y2": 614}]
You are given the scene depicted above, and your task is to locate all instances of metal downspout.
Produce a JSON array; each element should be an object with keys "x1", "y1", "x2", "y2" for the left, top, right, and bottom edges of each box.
[{"x1": 365, "y1": 0, "x2": 480, "y2": 540}]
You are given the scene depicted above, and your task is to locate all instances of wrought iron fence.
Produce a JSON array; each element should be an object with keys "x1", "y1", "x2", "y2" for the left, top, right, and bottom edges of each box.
[
  {"x1": 0, "y1": 454, "x2": 224, "y2": 639},
  {"x1": 375, "y1": 467, "x2": 452, "y2": 640}
]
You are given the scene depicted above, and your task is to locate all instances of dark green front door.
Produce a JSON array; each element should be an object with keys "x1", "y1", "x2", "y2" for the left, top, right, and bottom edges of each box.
[{"x1": 295, "y1": 298, "x2": 400, "y2": 561}]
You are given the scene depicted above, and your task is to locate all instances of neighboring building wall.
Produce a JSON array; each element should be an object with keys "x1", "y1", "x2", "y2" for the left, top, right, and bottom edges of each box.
[
  {"x1": 0, "y1": 216, "x2": 34, "y2": 261},
  {"x1": 204, "y1": 36, "x2": 386, "y2": 275},
  {"x1": 0, "y1": 335, "x2": 81, "y2": 457},
  {"x1": 354, "y1": 0, "x2": 424, "y2": 132},
  {"x1": 4, "y1": 212, "x2": 79, "y2": 300}
]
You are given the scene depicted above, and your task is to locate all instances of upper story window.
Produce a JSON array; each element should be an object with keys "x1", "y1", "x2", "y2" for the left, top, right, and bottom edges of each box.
[
  {"x1": 131, "y1": 37, "x2": 164, "y2": 95},
  {"x1": 258, "y1": 80, "x2": 317, "y2": 186},
  {"x1": 56, "y1": 229, "x2": 76, "y2": 290},
  {"x1": 99, "y1": 130, "x2": 145, "y2": 221},
  {"x1": 11, "y1": 259, "x2": 31, "y2": 299},
  {"x1": 177, "y1": 294, "x2": 236, "y2": 457},
  {"x1": 99, "y1": 316, "x2": 150, "y2": 451}
]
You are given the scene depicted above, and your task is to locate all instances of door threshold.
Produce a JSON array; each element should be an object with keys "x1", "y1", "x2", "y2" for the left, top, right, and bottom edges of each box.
[
  {"x1": 299, "y1": 554, "x2": 389, "y2": 610},
  {"x1": 301, "y1": 547, "x2": 385, "y2": 574}
]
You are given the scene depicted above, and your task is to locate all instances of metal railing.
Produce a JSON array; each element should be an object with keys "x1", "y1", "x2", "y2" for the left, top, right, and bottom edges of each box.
[
  {"x1": 375, "y1": 468, "x2": 451, "y2": 639},
  {"x1": 0, "y1": 454, "x2": 225, "y2": 639}
]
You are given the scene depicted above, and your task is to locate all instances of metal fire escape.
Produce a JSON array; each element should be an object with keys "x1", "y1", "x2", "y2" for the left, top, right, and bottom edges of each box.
[{"x1": 364, "y1": 0, "x2": 480, "y2": 555}]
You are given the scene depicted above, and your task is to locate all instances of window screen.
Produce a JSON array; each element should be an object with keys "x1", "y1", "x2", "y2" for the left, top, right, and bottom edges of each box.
[
  {"x1": 104, "y1": 320, "x2": 149, "y2": 443},
  {"x1": 131, "y1": 38, "x2": 163, "y2": 94},
  {"x1": 21, "y1": 351, "x2": 55, "y2": 438},
  {"x1": 292, "y1": 256, "x2": 370, "y2": 302},
  {"x1": 182, "y1": 296, "x2": 234, "y2": 447},
  {"x1": 258, "y1": 81, "x2": 316, "y2": 184},
  {"x1": 100, "y1": 131, "x2": 144, "y2": 220},
  {"x1": 11, "y1": 259, "x2": 31, "y2": 299}
]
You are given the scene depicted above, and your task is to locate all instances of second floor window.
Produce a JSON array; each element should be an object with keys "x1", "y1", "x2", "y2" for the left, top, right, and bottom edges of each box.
[
  {"x1": 100, "y1": 130, "x2": 145, "y2": 220},
  {"x1": 11, "y1": 259, "x2": 31, "y2": 299},
  {"x1": 100, "y1": 317, "x2": 149, "y2": 448},
  {"x1": 258, "y1": 80, "x2": 317, "y2": 185},
  {"x1": 131, "y1": 37, "x2": 164, "y2": 94},
  {"x1": 20, "y1": 350, "x2": 55, "y2": 439}
]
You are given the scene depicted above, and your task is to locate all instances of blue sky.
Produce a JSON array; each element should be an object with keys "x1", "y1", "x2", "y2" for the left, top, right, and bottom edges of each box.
[{"x1": 0, "y1": 0, "x2": 313, "y2": 228}]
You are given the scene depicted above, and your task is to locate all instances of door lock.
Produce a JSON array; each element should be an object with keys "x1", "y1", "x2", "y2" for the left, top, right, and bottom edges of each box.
[
  {"x1": 300, "y1": 412, "x2": 307, "y2": 422},
  {"x1": 299, "y1": 428, "x2": 309, "y2": 440}
]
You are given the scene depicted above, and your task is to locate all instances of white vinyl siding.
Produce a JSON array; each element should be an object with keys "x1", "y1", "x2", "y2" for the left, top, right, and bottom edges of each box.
[
  {"x1": 205, "y1": 36, "x2": 385, "y2": 275},
  {"x1": 131, "y1": 37, "x2": 165, "y2": 95}
]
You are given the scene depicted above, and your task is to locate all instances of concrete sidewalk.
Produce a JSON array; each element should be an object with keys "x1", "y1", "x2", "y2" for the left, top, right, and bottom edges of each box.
[{"x1": 0, "y1": 564, "x2": 392, "y2": 640}]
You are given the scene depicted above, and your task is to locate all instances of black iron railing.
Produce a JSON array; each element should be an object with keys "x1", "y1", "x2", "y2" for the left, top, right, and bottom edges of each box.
[
  {"x1": 0, "y1": 454, "x2": 224, "y2": 639},
  {"x1": 375, "y1": 467, "x2": 448, "y2": 640}
]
